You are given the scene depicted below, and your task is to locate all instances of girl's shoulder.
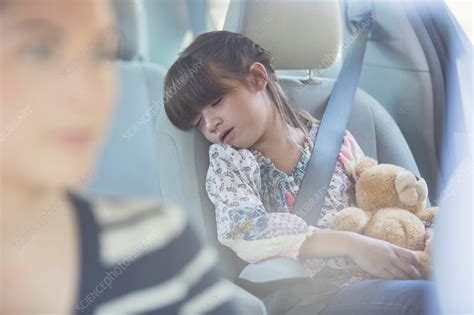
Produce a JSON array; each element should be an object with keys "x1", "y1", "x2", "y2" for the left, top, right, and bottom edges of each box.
[{"x1": 208, "y1": 143, "x2": 259, "y2": 169}]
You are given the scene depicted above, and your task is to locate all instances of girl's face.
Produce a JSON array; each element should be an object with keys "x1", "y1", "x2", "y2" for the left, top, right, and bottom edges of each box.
[
  {"x1": 0, "y1": 0, "x2": 117, "y2": 189},
  {"x1": 194, "y1": 63, "x2": 274, "y2": 149}
]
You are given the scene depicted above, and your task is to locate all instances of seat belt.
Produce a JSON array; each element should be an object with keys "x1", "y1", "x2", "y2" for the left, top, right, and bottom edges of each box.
[{"x1": 294, "y1": 12, "x2": 374, "y2": 226}]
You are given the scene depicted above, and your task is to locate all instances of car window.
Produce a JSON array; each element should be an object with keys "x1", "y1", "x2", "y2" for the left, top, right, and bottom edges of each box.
[{"x1": 444, "y1": 0, "x2": 473, "y2": 43}]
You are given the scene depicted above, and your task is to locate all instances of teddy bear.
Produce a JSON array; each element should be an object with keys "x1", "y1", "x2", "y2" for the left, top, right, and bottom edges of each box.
[{"x1": 333, "y1": 156, "x2": 437, "y2": 279}]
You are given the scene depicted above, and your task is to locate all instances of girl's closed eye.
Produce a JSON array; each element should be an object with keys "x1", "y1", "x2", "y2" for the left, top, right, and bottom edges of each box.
[
  {"x1": 194, "y1": 116, "x2": 203, "y2": 128},
  {"x1": 211, "y1": 97, "x2": 223, "y2": 107},
  {"x1": 194, "y1": 97, "x2": 222, "y2": 127}
]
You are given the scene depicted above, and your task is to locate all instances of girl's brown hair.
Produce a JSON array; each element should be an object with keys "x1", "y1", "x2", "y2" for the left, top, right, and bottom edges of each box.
[{"x1": 163, "y1": 30, "x2": 316, "y2": 141}]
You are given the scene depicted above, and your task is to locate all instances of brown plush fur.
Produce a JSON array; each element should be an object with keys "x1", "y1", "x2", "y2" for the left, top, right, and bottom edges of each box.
[{"x1": 333, "y1": 157, "x2": 438, "y2": 279}]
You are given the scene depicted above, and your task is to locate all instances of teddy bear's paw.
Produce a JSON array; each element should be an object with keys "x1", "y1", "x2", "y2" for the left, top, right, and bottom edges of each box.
[
  {"x1": 417, "y1": 207, "x2": 438, "y2": 223},
  {"x1": 333, "y1": 207, "x2": 369, "y2": 233},
  {"x1": 355, "y1": 157, "x2": 378, "y2": 176},
  {"x1": 395, "y1": 172, "x2": 428, "y2": 206}
]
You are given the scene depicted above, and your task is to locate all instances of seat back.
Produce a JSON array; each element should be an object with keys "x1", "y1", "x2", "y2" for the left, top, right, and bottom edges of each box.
[
  {"x1": 155, "y1": 0, "x2": 421, "y2": 281},
  {"x1": 85, "y1": 0, "x2": 165, "y2": 198},
  {"x1": 155, "y1": 112, "x2": 247, "y2": 279},
  {"x1": 279, "y1": 76, "x2": 420, "y2": 170}
]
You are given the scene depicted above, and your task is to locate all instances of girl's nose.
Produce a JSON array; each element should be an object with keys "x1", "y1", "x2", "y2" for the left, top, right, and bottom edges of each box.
[{"x1": 206, "y1": 117, "x2": 222, "y2": 134}]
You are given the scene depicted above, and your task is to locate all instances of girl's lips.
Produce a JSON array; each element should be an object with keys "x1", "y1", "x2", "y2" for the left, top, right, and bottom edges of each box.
[{"x1": 220, "y1": 128, "x2": 234, "y2": 144}]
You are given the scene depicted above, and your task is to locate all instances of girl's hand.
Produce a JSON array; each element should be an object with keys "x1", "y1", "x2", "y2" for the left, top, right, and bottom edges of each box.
[{"x1": 348, "y1": 234, "x2": 423, "y2": 280}]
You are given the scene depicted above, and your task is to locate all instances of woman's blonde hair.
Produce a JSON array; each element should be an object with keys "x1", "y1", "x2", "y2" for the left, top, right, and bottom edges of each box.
[{"x1": 164, "y1": 31, "x2": 316, "y2": 141}]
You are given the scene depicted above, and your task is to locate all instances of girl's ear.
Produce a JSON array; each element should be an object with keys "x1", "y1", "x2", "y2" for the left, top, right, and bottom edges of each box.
[{"x1": 248, "y1": 62, "x2": 268, "y2": 91}]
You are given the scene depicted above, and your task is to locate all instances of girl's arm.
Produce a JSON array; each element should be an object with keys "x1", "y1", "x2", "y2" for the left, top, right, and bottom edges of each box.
[
  {"x1": 298, "y1": 229, "x2": 355, "y2": 259},
  {"x1": 299, "y1": 230, "x2": 424, "y2": 280}
]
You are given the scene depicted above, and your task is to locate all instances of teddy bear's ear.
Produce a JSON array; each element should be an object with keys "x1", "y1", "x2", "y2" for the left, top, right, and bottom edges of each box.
[{"x1": 356, "y1": 157, "x2": 378, "y2": 176}]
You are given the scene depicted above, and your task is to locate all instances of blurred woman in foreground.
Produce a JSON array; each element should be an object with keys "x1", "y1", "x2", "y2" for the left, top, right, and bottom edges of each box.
[{"x1": 0, "y1": 1, "x2": 237, "y2": 313}]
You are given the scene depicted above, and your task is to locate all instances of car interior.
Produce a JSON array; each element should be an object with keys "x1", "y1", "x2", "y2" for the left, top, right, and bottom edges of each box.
[{"x1": 83, "y1": 0, "x2": 472, "y2": 313}]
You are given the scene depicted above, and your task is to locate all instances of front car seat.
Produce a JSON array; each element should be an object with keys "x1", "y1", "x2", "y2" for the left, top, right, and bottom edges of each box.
[{"x1": 85, "y1": 0, "x2": 165, "y2": 198}]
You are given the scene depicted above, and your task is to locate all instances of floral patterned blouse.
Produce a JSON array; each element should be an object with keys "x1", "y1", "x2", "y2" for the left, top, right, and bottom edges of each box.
[{"x1": 206, "y1": 122, "x2": 371, "y2": 284}]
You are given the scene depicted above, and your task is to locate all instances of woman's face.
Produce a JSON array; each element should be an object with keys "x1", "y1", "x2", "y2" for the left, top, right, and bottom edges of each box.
[{"x1": 0, "y1": 0, "x2": 117, "y2": 189}]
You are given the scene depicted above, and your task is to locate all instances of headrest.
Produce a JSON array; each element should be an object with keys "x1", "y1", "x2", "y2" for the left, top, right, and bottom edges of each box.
[
  {"x1": 112, "y1": 0, "x2": 140, "y2": 61},
  {"x1": 224, "y1": 0, "x2": 342, "y2": 70}
]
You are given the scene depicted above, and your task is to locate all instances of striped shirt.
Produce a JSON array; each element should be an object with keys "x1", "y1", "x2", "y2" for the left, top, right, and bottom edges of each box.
[{"x1": 71, "y1": 194, "x2": 238, "y2": 314}]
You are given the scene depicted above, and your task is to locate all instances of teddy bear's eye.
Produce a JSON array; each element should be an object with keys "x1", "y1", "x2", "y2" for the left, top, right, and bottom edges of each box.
[{"x1": 415, "y1": 176, "x2": 420, "y2": 181}]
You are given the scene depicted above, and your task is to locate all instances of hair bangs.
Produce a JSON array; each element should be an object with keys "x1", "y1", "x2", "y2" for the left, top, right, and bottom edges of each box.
[{"x1": 164, "y1": 57, "x2": 233, "y2": 130}]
